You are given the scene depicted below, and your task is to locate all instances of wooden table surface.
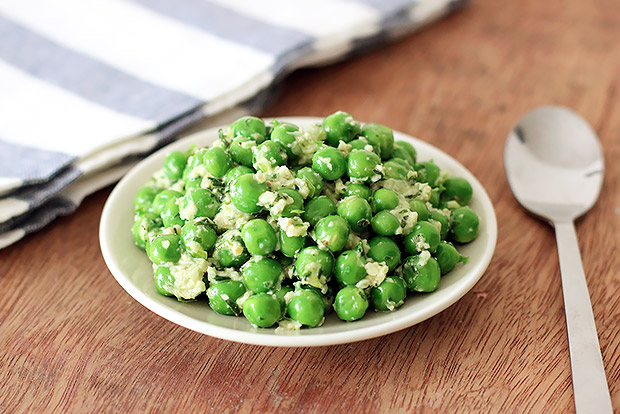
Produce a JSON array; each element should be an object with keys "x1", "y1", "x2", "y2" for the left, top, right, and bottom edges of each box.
[{"x1": 1, "y1": 0, "x2": 619, "y2": 412}]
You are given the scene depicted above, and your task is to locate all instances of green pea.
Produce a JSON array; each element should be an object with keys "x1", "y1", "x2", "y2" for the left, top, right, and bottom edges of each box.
[
  {"x1": 450, "y1": 206, "x2": 479, "y2": 243},
  {"x1": 277, "y1": 188, "x2": 304, "y2": 218},
  {"x1": 404, "y1": 221, "x2": 441, "y2": 254},
  {"x1": 144, "y1": 232, "x2": 160, "y2": 258},
  {"x1": 243, "y1": 293, "x2": 281, "y2": 328},
  {"x1": 347, "y1": 149, "x2": 381, "y2": 181},
  {"x1": 225, "y1": 165, "x2": 254, "y2": 185},
  {"x1": 154, "y1": 266, "x2": 175, "y2": 297},
  {"x1": 151, "y1": 189, "x2": 183, "y2": 216},
  {"x1": 295, "y1": 247, "x2": 334, "y2": 281},
  {"x1": 134, "y1": 185, "x2": 159, "y2": 213},
  {"x1": 409, "y1": 199, "x2": 430, "y2": 221},
  {"x1": 296, "y1": 167, "x2": 324, "y2": 199},
  {"x1": 287, "y1": 289, "x2": 325, "y2": 327},
  {"x1": 241, "y1": 219, "x2": 277, "y2": 256},
  {"x1": 181, "y1": 188, "x2": 220, "y2": 220},
  {"x1": 371, "y1": 188, "x2": 399, "y2": 212},
  {"x1": 370, "y1": 211, "x2": 400, "y2": 236},
  {"x1": 367, "y1": 236, "x2": 401, "y2": 271},
  {"x1": 435, "y1": 241, "x2": 468, "y2": 275},
  {"x1": 429, "y1": 187, "x2": 442, "y2": 208},
  {"x1": 184, "y1": 177, "x2": 202, "y2": 190},
  {"x1": 337, "y1": 196, "x2": 372, "y2": 232},
  {"x1": 215, "y1": 230, "x2": 249, "y2": 267},
  {"x1": 344, "y1": 183, "x2": 372, "y2": 200},
  {"x1": 242, "y1": 257, "x2": 282, "y2": 293},
  {"x1": 229, "y1": 137, "x2": 256, "y2": 168},
  {"x1": 323, "y1": 111, "x2": 361, "y2": 147},
  {"x1": 361, "y1": 123, "x2": 394, "y2": 160},
  {"x1": 439, "y1": 199, "x2": 461, "y2": 211},
  {"x1": 349, "y1": 137, "x2": 370, "y2": 151},
  {"x1": 383, "y1": 160, "x2": 409, "y2": 180},
  {"x1": 180, "y1": 221, "x2": 217, "y2": 258},
  {"x1": 164, "y1": 151, "x2": 188, "y2": 181},
  {"x1": 279, "y1": 230, "x2": 306, "y2": 258},
  {"x1": 430, "y1": 210, "x2": 450, "y2": 239},
  {"x1": 161, "y1": 198, "x2": 184, "y2": 228},
  {"x1": 402, "y1": 254, "x2": 441, "y2": 292},
  {"x1": 271, "y1": 122, "x2": 299, "y2": 158},
  {"x1": 389, "y1": 157, "x2": 413, "y2": 170},
  {"x1": 443, "y1": 177, "x2": 473, "y2": 205},
  {"x1": 312, "y1": 146, "x2": 346, "y2": 180},
  {"x1": 398, "y1": 141, "x2": 417, "y2": 162},
  {"x1": 391, "y1": 148, "x2": 414, "y2": 167},
  {"x1": 302, "y1": 196, "x2": 336, "y2": 227},
  {"x1": 334, "y1": 250, "x2": 367, "y2": 286},
  {"x1": 370, "y1": 276, "x2": 407, "y2": 311},
  {"x1": 392, "y1": 141, "x2": 417, "y2": 166},
  {"x1": 182, "y1": 150, "x2": 206, "y2": 183},
  {"x1": 253, "y1": 140, "x2": 287, "y2": 172},
  {"x1": 206, "y1": 280, "x2": 246, "y2": 316},
  {"x1": 203, "y1": 146, "x2": 231, "y2": 178},
  {"x1": 230, "y1": 174, "x2": 268, "y2": 214},
  {"x1": 132, "y1": 212, "x2": 162, "y2": 250},
  {"x1": 333, "y1": 286, "x2": 368, "y2": 321},
  {"x1": 148, "y1": 234, "x2": 182, "y2": 265},
  {"x1": 229, "y1": 116, "x2": 267, "y2": 142},
  {"x1": 314, "y1": 215, "x2": 350, "y2": 253},
  {"x1": 416, "y1": 161, "x2": 441, "y2": 187},
  {"x1": 273, "y1": 285, "x2": 294, "y2": 314},
  {"x1": 301, "y1": 284, "x2": 335, "y2": 313}
]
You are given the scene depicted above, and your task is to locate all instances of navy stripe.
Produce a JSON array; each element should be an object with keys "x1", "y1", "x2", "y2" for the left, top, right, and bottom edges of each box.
[
  {"x1": 0, "y1": 14, "x2": 203, "y2": 122},
  {"x1": 0, "y1": 166, "x2": 81, "y2": 232},
  {"x1": 382, "y1": 6, "x2": 418, "y2": 31},
  {"x1": 0, "y1": 139, "x2": 76, "y2": 183},
  {"x1": 12, "y1": 197, "x2": 76, "y2": 235},
  {"x1": 0, "y1": 197, "x2": 75, "y2": 248},
  {"x1": 151, "y1": 107, "x2": 211, "y2": 146},
  {"x1": 449, "y1": 0, "x2": 468, "y2": 11},
  {"x1": 358, "y1": 0, "x2": 466, "y2": 15},
  {"x1": 151, "y1": 83, "x2": 280, "y2": 149},
  {"x1": 128, "y1": 0, "x2": 312, "y2": 55}
]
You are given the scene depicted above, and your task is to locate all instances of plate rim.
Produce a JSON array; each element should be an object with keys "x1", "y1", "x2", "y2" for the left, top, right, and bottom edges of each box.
[{"x1": 100, "y1": 116, "x2": 498, "y2": 347}]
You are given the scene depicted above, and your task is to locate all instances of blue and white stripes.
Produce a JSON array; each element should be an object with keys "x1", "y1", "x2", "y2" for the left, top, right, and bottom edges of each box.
[{"x1": 0, "y1": 0, "x2": 464, "y2": 248}]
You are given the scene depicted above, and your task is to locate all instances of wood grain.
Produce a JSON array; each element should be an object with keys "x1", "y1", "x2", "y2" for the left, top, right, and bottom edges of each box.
[{"x1": 1, "y1": 0, "x2": 619, "y2": 412}]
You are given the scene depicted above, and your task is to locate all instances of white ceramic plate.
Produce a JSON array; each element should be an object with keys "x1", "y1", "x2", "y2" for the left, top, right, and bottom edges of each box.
[{"x1": 100, "y1": 117, "x2": 497, "y2": 347}]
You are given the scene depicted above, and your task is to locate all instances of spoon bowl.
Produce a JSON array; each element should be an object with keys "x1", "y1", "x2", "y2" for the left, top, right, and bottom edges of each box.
[{"x1": 505, "y1": 106, "x2": 604, "y2": 222}]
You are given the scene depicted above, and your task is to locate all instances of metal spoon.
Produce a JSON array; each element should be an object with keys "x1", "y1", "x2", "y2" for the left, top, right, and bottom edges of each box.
[{"x1": 504, "y1": 106, "x2": 612, "y2": 413}]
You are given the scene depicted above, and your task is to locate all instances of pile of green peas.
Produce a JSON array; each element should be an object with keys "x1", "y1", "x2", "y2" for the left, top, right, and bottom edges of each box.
[{"x1": 131, "y1": 111, "x2": 480, "y2": 329}]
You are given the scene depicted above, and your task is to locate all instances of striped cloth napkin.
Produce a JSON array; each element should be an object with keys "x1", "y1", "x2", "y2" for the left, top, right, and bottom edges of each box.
[{"x1": 0, "y1": 0, "x2": 464, "y2": 249}]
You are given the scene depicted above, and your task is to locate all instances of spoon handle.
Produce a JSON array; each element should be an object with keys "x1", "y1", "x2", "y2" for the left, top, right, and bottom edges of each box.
[{"x1": 554, "y1": 221, "x2": 613, "y2": 414}]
